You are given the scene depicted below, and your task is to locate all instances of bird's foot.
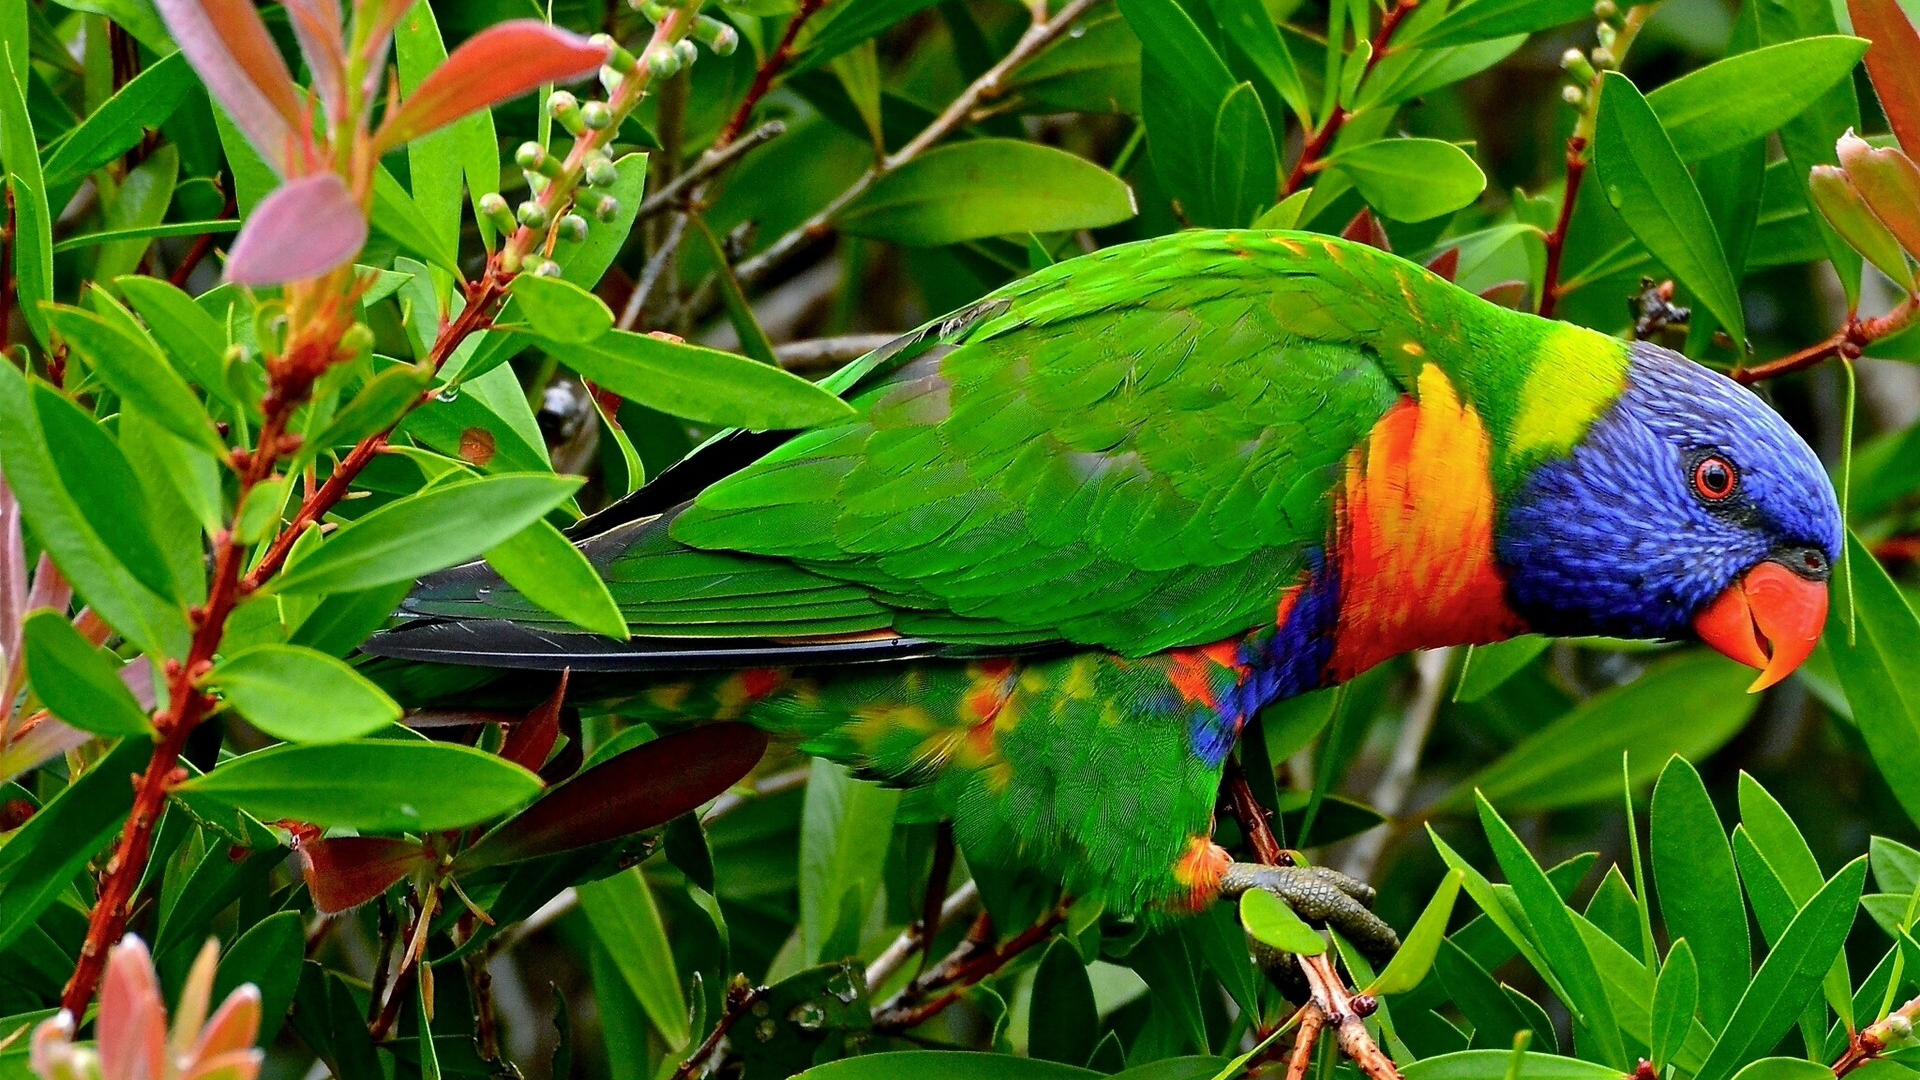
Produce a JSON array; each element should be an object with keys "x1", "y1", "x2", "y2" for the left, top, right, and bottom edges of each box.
[{"x1": 1219, "y1": 862, "x2": 1400, "y2": 993}]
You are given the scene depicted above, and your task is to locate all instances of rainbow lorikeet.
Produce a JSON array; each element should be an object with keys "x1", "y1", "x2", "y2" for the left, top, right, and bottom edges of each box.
[{"x1": 365, "y1": 231, "x2": 1841, "y2": 949}]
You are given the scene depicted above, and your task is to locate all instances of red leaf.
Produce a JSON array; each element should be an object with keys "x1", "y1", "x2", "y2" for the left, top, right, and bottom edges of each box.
[
  {"x1": 500, "y1": 670, "x2": 567, "y2": 772},
  {"x1": 1425, "y1": 246, "x2": 1460, "y2": 282},
  {"x1": 155, "y1": 0, "x2": 306, "y2": 171},
  {"x1": 372, "y1": 20, "x2": 607, "y2": 153},
  {"x1": 297, "y1": 836, "x2": 433, "y2": 914},
  {"x1": 1341, "y1": 208, "x2": 1392, "y2": 251},
  {"x1": 1478, "y1": 280, "x2": 1528, "y2": 308},
  {"x1": 1851, "y1": 0, "x2": 1920, "y2": 155},
  {"x1": 285, "y1": 0, "x2": 346, "y2": 123},
  {"x1": 454, "y1": 723, "x2": 769, "y2": 871}
]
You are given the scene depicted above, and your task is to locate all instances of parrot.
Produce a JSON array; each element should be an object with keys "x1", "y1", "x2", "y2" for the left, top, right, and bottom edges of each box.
[{"x1": 362, "y1": 230, "x2": 1843, "y2": 950}]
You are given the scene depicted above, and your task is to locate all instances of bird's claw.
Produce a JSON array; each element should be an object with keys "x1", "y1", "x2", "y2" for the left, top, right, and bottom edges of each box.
[{"x1": 1220, "y1": 862, "x2": 1400, "y2": 988}]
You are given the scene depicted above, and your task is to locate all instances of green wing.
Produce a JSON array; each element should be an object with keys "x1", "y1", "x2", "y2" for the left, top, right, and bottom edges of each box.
[{"x1": 383, "y1": 232, "x2": 1497, "y2": 663}]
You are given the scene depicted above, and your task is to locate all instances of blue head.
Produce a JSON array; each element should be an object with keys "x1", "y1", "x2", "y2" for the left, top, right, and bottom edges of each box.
[{"x1": 1497, "y1": 342, "x2": 1841, "y2": 688}]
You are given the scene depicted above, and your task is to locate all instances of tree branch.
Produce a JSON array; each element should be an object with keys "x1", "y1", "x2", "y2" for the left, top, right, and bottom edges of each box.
[
  {"x1": 735, "y1": 0, "x2": 1105, "y2": 286},
  {"x1": 1733, "y1": 298, "x2": 1920, "y2": 383}
]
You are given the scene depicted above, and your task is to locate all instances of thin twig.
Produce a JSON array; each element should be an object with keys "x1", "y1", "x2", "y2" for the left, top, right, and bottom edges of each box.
[
  {"x1": 1285, "y1": 1003, "x2": 1327, "y2": 1080},
  {"x1": 1734, "y1": 298, "x2": 1920, "y2": 383},
  {"x1": 871, "y1": 900, "x2": 1069, "y2": 1030},
  {"x1": 735, "y1": 0, "x2": 1105, "y2": 286},
  {"x1": 1281, "y1": 0, "x2": 1418, "y2": 196},
  {"x1": 669, "y1": 979, "x2": 764, "y2": 1080},
  {"x1": 716, "y1": 0, "x2": 830, "y2": 148},
  {"x1": 863, "y1": 880, "x2": 981, "y2": 993},
  {"x1": 618, "y1": 212, "x2": 693, "y2": 330},
  {"x1": 775, "y1": 333, "x2": 897, "y2": 371},
  {"x1": 637, "y1": 121, "x2": 786, "y2": 221}
]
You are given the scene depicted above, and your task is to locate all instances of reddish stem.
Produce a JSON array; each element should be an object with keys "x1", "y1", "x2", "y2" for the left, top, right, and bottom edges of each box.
[
  {"x1": 1537, "y1": 135, "x2": 1587, "y2": 319},
  {"x1": 716, "y1": 0, "x2": 830, "y2": 149},
  {"x1": 171, "y1": 190, "x2": 239, "y2": 288},
  {"x1": 1731, "y1": 299, "x2": 1919, "y2": 384},
  {"x1": 1281, "y1": 0, "x2": 1417, "y2": 197}
]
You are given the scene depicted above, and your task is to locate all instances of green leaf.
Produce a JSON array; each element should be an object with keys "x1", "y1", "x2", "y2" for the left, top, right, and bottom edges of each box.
[
  {"x1": 46, "y1": 306, "x2": 225, "y2": 455},
  {"x1": 1401, "y1": 1051, "x2": 1624, "y2": 1079},
  {"x1": 1591, "y1": 71, "x2": 1746, "y2": 343},
  {"x1": 308, "y1": 364, "x2": 433, "y2": 454},
  {"x1": 215, "y1": 910, "x2": 304, "y2": 1044},
  {"x1": 1209, "y1": 84, "x2": 1277, "y2": 229},
  {"x1": 794, "y1": 0, "x2": 947, "y2": 75},
  {"x1": 178, "y1": 741, "x2": 542, "y2": 832},
  {"x1": 91, "y1": 143, "x2": 177, "y2": 284},
  {"x1": 552, "y1": 328, "x2": 855, "y2": 430},
  {"x1": 21, "y1": 609, "x2": 153, "y2": 737},
  {"x1": 1457, "y1": 652, "x2": 1758, "y2": 810},
  {"x1": 838, "y1": 140, "x2": 1136, "y2": 246},
  {"x1": 115, "y1": 275, "x2": 231, "y2": 399},
  {"x1": 1651, "y1": 755, "x2": 1749, "y2": 1031},
  {"x1": 796, "y1": 1054, "x2": 1100, "y2": 1079},
  {"x1": 1328, "y1": 139, "x2": 1487, "y2": 222},
  {"x1": 1238, "y1": 887, "x2": 1327, "y2": 955},
  {"x1": 577, "y1": 868, "x2": 692, "y2": 1049},
  {"x1": 1, "y1": 44, "x2": 51, "y2": 347},
  {"x1": 0, "y1": 738, "x2": 149, "y2": 952},
  {"x1": 1401, "y1": 0, "x2": 1592, "y2": 48},
  {"x1": 43, "y1": 50, "x2": 193, "y2": 184},
  {"x1": 393, "y1": 1, "x2": 481, "y2": 269},
  {"x1": 35, "y1": 382, "x2": 180, "y2": 601},
  {"x1": 1475, "y1": 792, "x2": 1627, "y2": 1068},
  {"x1": 1737, "y1": 773, "x2": 1854, "y2": 1029},
  {"x1": 271, "y1": 474, "x2": 581, "y2": 595},
  {"x1": 0, "y1": 365, "x2": 185, "y2": 657},
  {"x1": 509, "y1": 274, "x2": 614, "y2": 345},
  {"x1": 209, "y1": 644, "x2": 402, "y2": 743},
  {"x1": 800, "y1": 759, "x2": 900, "y2": 963},
  {"x1": 1373, "y1": 869, "x2": 1462, "y2": 994},
  {"x1": 1828, "y1": 534, "x2": 1920, "y2": 829},
  {"x1": 1455, "y1": 635, "x2": 1549, "y2": 702},
  {"x1": 1204, "y1": 0, "x2": 1309, "y2": 124},
  {"x1": 1728, "y1": 1061, "x2": 1847, "y2": 1080},
  {"x1": 1651, "y1": 940, "x2": 1698, "y2": 1070},
  {"x1": 1030, "y1": 939, "x2": 1100, "y2": 1065},
  {"x1": 1692, "y1": 858, "x2": 1867, "y2": 1080},
  {"x1": 53, "y1": 219, "x2": 240, "y2": 254},
  {"x1": 483, "y1": 519, "x2": 630, "y2": 639},
  {"x1": 373, "y1": 165, "x2": 460, "y2": 277},
  {"x1": 1645, "y1": 37, "x2": 1869, "y2": 163}
]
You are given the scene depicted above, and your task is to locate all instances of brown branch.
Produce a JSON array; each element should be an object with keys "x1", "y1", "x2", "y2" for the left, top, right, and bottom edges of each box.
[
  {"x1": 669, "y1": 978, "x2": 764, "y2": 1080},
  {"x1": 1280, "y1": 0, "x2": 1418, "y2": 196},
  {"x1": 638, "y1": 121, "x2": 786, "y2": 221},
  {"x1": 170, "y1": 190, "x2": 238, "y2": 288},
  {"x1": 1221, "y1": 772, "x2": 1402, "y2": 1080},
  {"x1": 735, "y1": 0, "x2": 1105, "y2": 285},
  {"x1": 1733, "y1": 297, "x2": 1920, "y2": 384},
  {"x1": 1536, "y1": 136, "x2": 1586, "y2": 319},
  {"x1": 716, "y1": 0, "x2": 829, "y2": 148},
  {"x1": 1285, "y1": 1005, "x2": 1327, "y2": 1080},
  {"x1": 871, "y1": 901, "x2": 1070, "y2": 1031}
]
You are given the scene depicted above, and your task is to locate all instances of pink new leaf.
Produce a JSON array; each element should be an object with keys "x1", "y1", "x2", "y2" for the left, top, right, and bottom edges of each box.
[
  {"x1": 97, "y1": 937, "x2": 167, "y2": 1080},
  {"x1": 224, "y1": 173, "x2": 368, "y2": 286},
  {"x1": 285, "y1": 0, "x2": 347, "y2": 124},
  {"x1": 154, "y1": 0, "x2": 306, "y2": 172},
  {"x1": 372, "y1": 21, "x2": 608, "y2": 153}
]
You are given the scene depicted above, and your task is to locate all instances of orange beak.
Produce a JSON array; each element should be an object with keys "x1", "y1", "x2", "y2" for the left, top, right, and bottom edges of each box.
[{"x1": 1691, "y1": 560, "x2": 1829, "y2": 692}]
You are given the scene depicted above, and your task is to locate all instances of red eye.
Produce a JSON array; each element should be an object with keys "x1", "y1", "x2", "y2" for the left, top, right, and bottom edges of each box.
[{"x1": 1693, "y1": 455, "x2": 1737, "y2": 500}]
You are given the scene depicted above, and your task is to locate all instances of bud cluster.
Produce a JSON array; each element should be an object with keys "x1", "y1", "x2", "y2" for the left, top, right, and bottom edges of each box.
[
  {"x1": 1557, "y1": 0, "x2": 1625, "y2": 109},
  {"x1": 490, "y1": 0, "x2": 734, "y2": 270}
]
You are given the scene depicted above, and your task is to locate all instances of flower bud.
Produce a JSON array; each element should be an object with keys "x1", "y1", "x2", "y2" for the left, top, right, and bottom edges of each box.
[
  {"x1": 1562, "y1": 84, "x2": 1585, "y2": 105},
  {"x1": 581, "y1": 101, "x2": 614, "y2": 129},
  {"x1": 479, "y1": 192, "x2": 518, "y2": 234},
  {"x1": 339, "y1": 322, "x2": 375, "y2": 362},
  {"x1": 674, "y1": 38, "x2": 700, "y2": 67},
  {"x1": 1560, "y1": 48, "x2": 1596, "y2": 81},
  {"x1": 1591, "y1": 45, "x2": 1614, "y2": 67},
  {"x1": 695, "y1": 15, "x2": 740, "y2": 55},
  {"x1": 549, "y1": 90, "x2": 585, "y2": 135},
  {"x1": 584, "y1": 153, "x2": 620, "y2": 187},
  {"x1": 577, "y1": 189, "x2": 622, "y2": 222},
  {"x1": 1593, "y1": 0, "x2": 1617, "y2": 17},
  {"x1": 1888, "y1": 1013, "x2": 1915, "y2": 1041},
  {"x1": 591, "y1": 33, "x2": 637, "y2": 73},
  {"x1": 557, "y1": 213, "x2": 590, "y2": 242},
  {"x1": 600, "y1": 64, "x2": 625, "y2": 94},
  {"x1": 517, "y1": 200, "x2": 551, "y2": 229},
  {"x1": 646, "y1": 46, "x2": 681, "y2": 78},
  {"x1": 634, "y1": 0, "x2": 671, "y2": 20},
  {"x1": 1596, "y1": 21, "x2": 1617, "y2": 48},
  {"x1": 533, "y1": 258, "x2": 565, "y2": 277},
  {"x1": 515, "y1": 141, "x2": 561, "y2": 178}
]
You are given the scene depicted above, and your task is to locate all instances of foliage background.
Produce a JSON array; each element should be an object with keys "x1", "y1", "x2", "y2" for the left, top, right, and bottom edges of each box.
[{"x1": 7, "y1": 0, "x2": 1920, "y2": 1077}]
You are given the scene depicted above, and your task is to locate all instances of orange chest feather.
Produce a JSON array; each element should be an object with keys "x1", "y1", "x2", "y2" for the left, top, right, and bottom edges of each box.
[{"x1": 1328, "y1": 365, "x2": 1526, "y2": 679}]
